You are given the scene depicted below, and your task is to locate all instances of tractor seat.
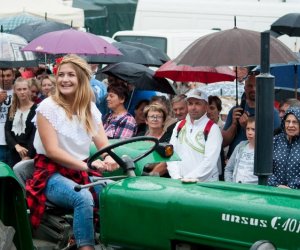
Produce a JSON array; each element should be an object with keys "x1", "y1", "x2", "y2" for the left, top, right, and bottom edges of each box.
[
  {"x1": 13, "y1": 159, "x2": 73, "y2": 213},
  {"x1": 13, "y1": 159, "x2": 34, "y2": 190},
  {"x1": 13, "y1": 160, "x2": 75, "y2": 248}
]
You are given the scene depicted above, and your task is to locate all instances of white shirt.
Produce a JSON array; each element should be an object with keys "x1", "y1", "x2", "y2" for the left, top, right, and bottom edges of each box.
[
  {"x1": 235, "y1": 144, "x2": 257, "y2": 184},
  {"x1": 167, "y1": 114, "x2": 223, "y2": 181},
  {"x1": 12, "y1": 108, "x2": 31, "y2": 136},
  {"x1": 33, "y1": 97, "x2": 102, "y2": 160},
  {"x1": 224, "y1": 141, "x2": 258, "y2": 184}
]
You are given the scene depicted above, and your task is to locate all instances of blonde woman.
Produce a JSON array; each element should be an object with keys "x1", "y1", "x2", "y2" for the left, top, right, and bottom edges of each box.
[
  {"x1": 5, "y1": 77, "x2": 37, "y2": 166},
  {"x1": 28, "y1": 78, "x2": 42, "y2": 104},
  {"x1": 40, "y1": 74, "x2": 56, "y2": 99},
  {"x1": 26, "y1": 54, "x2": 118, "y2": 250}
]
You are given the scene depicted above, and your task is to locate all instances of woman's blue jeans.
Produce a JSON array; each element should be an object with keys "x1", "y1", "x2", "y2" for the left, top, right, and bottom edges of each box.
[{"x1": 45, "y1": 173, "x2": 102, "y2": 247}]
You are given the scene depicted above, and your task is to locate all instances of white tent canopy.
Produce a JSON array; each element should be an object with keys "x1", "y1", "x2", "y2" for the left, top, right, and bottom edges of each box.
[{"x1": 0, "y1": 0, "x2": 84, "y2": 28}]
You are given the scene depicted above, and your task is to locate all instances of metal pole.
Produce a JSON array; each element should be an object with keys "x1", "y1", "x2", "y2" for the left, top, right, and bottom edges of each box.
[
  {"x1": 254, "y1": 32, "x2": 274, "y2": 185},
  {"x1": 294, "y1": 65, "x2": 298, "y2": 99},
  {"x1": 235, "y1": 66, "x2": 238, "y2": 106}
]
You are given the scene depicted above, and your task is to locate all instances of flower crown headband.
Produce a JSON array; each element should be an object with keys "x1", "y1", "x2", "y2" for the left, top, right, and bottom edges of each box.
[
  {"x1": 52, "y1": 56, "x2": 91, "y2": 79},
  {"x1": 52, "y1": 57, "x2": 63, "y2": 76}
]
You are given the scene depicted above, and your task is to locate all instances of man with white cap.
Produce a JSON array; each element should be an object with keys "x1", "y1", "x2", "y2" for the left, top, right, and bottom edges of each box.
[{"x1": 167, "y1": 89, "x2": 223, "y2": 181}]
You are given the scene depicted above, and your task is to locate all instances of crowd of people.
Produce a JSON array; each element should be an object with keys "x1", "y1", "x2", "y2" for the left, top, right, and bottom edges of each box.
[{"x1": 1, "y1": 56, "x2": 300, "y2": 249}]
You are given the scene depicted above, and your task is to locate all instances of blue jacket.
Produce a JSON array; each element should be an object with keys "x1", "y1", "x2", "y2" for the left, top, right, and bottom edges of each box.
[
  {"x1": 268, "y1": 107, "x2": 300, "y2": 189},
  {"x1": 90, "y1": 78, "x2": 107, "y2": 115}
]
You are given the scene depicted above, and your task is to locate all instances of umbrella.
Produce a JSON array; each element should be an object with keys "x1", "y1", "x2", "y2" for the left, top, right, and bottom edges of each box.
[
  {"x1": 0, "y1": 32, "x2": 37, "y2": 68},
  {"x1": 198, "y1": 82, "x2": 245, "y2": 99},
  {"x1": 101, "y1": 62, "x2": 176, "y2": 95},
  {"x1": 271, "y1": 13, "x2": 300, "y2": 37},
  {"x1": 174, "y1": 27, "x2": 298, "y2": 67},
  {"x1": 274, "y1": 88, "x2": 300, "y2": 102},
  {"x1": 122, "y1": 41, "x2": 170, "y2": 64},
  {"x1": 85, "y1": 41, "x2": 169, "y2": 66},
  {"x1": 10, "y1": 21, "x2": 71, "y2": 42},
  {"x1": 0, "y1": 13, "x2": 45, "y2": 32},
  {"x1": 21, "y1": 29, "x2": 122, "y2": 56},
  {"x1": 155, "y1": 60, "x2": 235, "y2": 83},
  {"x1": 173, "y1": 27, "x2": 298, "y2": 105},
  {"x1": 253, "y1": 63, "x2": 300, "y2": 97}
]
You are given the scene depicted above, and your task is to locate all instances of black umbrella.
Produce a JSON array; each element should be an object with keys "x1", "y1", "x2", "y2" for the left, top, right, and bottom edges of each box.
[
  {"x1": 101, "y1": 62, "x2": 176, "y2": 94},
  {"x1": 85, "y1": 41, "x2": 169, "y2": 67},
  {"x1": 274, "y1": 87, "x2": 300, "y2": 102},
  {"x1": 271, "y1": 13, "x2": 300, "y2": 37},
  {"x1": 10, "y1": 21, "x2": 71, "y2": 42},
  {"x1": 121, "y1": 41, "x2": 170, "y2": 63}
]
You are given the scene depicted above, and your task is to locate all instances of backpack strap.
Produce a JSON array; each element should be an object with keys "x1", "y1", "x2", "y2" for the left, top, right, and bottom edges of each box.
[
  {"x1": 176, "y1": 119, "x2": 214, "y2": 140},
  {"x1": 204, "y1": 119, "x2": 214, "y2": 141},
  {"x1": 176, "y1": 119, "x2": 186, "y2": 138}
]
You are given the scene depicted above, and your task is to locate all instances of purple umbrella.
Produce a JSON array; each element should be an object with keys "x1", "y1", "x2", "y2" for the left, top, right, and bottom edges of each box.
[{"x1": 21, "y1": 29, "x2": 122, "y2": 56}]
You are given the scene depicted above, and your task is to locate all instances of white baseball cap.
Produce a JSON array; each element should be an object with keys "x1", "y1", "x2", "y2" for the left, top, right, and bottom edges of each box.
[{"x1": 186, "y1": 89, "x2": 208, "y2": 102}]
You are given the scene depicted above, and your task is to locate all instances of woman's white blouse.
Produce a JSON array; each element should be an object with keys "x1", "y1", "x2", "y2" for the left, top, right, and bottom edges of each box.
[
  {"x1": 33, "y1": 97, "x2": 102, "y2": 160},
  {"x1": 12, "y1": 108, "x2": 31, "y2": 136}
]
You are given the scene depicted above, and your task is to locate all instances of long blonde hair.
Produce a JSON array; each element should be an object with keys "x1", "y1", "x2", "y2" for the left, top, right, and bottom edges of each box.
[
  {"x1": 8, "y1": 77, "x2": 31, "y2": 121},
  {"x1": 52, "y1": 54, "x2": 95, "y2": 135}
]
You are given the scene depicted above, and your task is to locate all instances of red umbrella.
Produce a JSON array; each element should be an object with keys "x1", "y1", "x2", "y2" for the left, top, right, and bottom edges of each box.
[
  {"x1": 155, "y1": 60, "x2": 235, "y2": 83},
  {"x1": 21, "y1": 28, "x2": 122, "y2": 55}
]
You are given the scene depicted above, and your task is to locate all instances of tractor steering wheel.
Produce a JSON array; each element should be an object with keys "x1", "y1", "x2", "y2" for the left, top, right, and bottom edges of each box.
[{"x1": 87, "y1": 136, "x2": 159, "y2": 172}]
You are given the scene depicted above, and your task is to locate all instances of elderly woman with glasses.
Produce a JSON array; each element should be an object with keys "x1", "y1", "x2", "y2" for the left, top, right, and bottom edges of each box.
[
  {"x1": 268, "y1": 106, "x2": 300, "y2": 189},
  {"x1": 142, "y1": 103, "x2": 172, "y2": 177}
]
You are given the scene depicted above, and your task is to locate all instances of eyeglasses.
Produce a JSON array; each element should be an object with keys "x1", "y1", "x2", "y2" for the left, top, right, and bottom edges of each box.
[
  {"x1": 285, "y1": 120, "x2": 299, "y2": 126},
  {"x1": 147, "y1": 115, "x2": 163, "y2": 121}
]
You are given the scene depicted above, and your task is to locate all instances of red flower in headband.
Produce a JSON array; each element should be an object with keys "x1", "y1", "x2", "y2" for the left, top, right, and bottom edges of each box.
[{"x1": 53, "y1": 57, "x2": 64, "y2": 75}]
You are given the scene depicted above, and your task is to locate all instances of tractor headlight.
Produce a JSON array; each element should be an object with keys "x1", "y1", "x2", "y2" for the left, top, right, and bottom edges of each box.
[
  {"x1": 250, "y1": 240, "x2": 276, "y2": 250},
  {"x1": 156, "y1": 143, "x2": 173, "y2": 158}
]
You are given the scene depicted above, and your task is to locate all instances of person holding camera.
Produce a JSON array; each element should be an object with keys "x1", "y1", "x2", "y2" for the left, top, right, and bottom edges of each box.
[{"x1": 222, "y1": 72, "x2": 280, "y2": 159}]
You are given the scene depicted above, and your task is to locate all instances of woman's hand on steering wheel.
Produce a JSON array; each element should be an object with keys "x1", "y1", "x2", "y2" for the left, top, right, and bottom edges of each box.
[
  {"x1": 91, "y1": 157, "x2": 119, "y2": 172},
  {"x1": 103, "y1": 155, "x2": 119, "y2": 172}
]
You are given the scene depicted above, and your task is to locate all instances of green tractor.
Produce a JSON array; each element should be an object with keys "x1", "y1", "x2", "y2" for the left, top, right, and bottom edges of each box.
[
  {"x1": 1, "y1": 137, "x2": 300, "y2": 249},
  {"x1": 0, "y1": 161, "x2": 33, "y2": 250}
]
